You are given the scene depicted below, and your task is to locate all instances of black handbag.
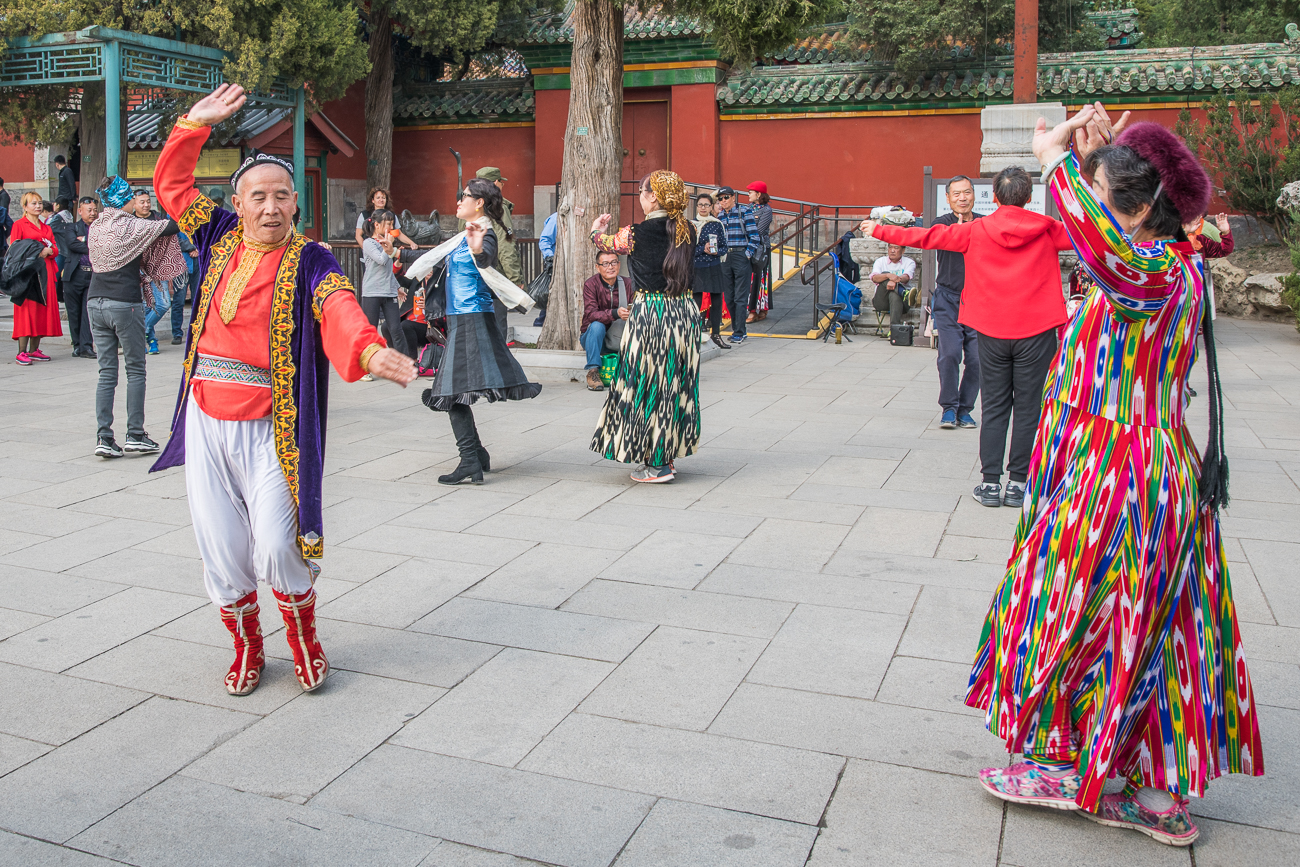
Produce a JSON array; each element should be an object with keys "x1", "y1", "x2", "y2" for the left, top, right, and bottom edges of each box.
[
  {"x1": 417, "y1": 341, "x2": 444, "y2": 373},
  {"x1": 527, "y1": 257, "x2": 553, "y2": 308}
]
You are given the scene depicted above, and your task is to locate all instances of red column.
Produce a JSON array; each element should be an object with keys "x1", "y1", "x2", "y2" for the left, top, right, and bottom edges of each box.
[{"x1": 1013, "y1": 0, "x2": 1038, "y2": 105}]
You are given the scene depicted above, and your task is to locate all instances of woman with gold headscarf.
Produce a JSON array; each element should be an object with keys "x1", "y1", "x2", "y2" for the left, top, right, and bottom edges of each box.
[{"x1": 589, "y1": 170, "x2": 701, "y2": 483}]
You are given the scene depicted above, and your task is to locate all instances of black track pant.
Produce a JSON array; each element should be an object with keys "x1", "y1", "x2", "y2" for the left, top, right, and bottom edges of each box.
[{"x1": 975, "y1": 329, "x2": 1059, "y2": 484}]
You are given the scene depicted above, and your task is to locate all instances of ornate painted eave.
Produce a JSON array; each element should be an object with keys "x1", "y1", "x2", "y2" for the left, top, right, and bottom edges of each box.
[
  {"x1": 1086, "y1": 7, "x2": 1143, "y2": 50},
  {"x1": 393, "y1": 78, "x2": 535, "y2": 126}
]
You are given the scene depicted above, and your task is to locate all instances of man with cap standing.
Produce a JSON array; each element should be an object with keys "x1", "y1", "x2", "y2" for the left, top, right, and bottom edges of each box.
[
  {"x1": 152, "y1": 83, "x2": 417, "y2": 698},
  {"x1": 715, "y1": 186, "x2": 760, "y2": 343},
  {"x1": 469, "y1": 167, "x2": 523, "y2": 337}
]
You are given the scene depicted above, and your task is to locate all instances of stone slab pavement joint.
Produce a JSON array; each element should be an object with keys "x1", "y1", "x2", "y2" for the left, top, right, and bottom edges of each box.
[{"x1": 0, "y1": 319, "x2": 1296, "y2": 864}]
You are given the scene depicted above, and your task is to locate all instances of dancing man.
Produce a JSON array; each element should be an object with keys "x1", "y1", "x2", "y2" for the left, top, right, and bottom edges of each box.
[{"x1": 151, "y1": 84, "x2": 417, "y2": 696}]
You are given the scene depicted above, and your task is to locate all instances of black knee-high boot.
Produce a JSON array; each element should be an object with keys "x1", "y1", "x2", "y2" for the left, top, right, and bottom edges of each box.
[{"x1": 439, "y1": 404, "x2": 484, "y2": 485}]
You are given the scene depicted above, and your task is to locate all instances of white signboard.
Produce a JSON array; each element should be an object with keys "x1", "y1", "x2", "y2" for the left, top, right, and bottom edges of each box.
[{"x1": 935, "y1": 181, "x2": 1049, "y2": 218}]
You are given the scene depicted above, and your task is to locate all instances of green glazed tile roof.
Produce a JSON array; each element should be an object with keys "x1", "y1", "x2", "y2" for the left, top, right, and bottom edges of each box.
[
  {"x1": 720, "y1": 34, "x2": 1300, "y2": 111},
  {"x1": 393, "y1": 79, "x2": 535, "y2": 123},
  {"x1": 524, "y1": 2, "x2": 707, "y2": 44}
]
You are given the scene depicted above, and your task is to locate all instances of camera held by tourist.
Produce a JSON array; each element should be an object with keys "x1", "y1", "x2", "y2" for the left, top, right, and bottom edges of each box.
[{"x1": 692, "y1": 193, "x2": 729, "y2": 350}]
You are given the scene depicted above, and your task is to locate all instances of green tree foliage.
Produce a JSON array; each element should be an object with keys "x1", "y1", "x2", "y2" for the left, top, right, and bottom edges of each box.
[
  {"x1": 1176, "y1": 88, "x2": 1300, "y2": 237},
  {"x1": 664, "y1": 0, "x2": 845, "y2": 65},
  {"x1": 844, "y1": 0, "x2": 1102, "y2": 74},
  {"x1": 1136, "y1": 0, "x2": 1300, "y2": 48},
  {"x1": 0, "y1": 0, "x2": 368, "y2": 148}
]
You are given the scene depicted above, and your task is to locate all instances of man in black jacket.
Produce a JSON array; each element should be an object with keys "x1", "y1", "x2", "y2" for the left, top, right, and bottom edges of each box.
[
  {"x1": 54, "y1": 155, "x2": 77, "y2": 204},
  {"x1": 930, "y1": 176, "x2": 983, "y2": 430},
  {"x1": 54, "y1": 197, "x2": 99, "y2": 358}
]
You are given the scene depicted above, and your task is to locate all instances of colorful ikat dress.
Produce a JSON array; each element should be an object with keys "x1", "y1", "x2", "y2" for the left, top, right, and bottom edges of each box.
[
  {"x1": 589, "y1": 216, "x2": 701, "y2": 466},
  {"x1": 965, "y1": 151, "x2": 1265, "y2": 811}
]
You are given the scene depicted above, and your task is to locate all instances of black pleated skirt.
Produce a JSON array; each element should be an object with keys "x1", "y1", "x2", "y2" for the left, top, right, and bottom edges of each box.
[
  {"x1": 421, "y1": 312, "x2": 542, "y2": 412},
  {"x1": 693, "y1": 263, "x2": 724, "y2": 295}
]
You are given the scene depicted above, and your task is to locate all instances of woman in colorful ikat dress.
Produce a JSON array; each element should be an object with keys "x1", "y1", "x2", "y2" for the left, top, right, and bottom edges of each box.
[
  {"x1": 967, "y1": 103, "x2": 1264, "y2": 847},
  {"x1": 589, "y1": 170, "x2": 701, "y2": 484}
]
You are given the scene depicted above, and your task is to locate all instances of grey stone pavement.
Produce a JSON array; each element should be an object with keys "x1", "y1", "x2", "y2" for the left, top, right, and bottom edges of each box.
[{"x1": 0, "y1": 316, "x2": 1298, "y2": 867}]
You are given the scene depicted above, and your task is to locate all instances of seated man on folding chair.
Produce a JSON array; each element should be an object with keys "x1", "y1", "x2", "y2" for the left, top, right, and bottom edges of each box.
[{"x1": 870, "y1": 243, "x2": 915, "y2": 330}]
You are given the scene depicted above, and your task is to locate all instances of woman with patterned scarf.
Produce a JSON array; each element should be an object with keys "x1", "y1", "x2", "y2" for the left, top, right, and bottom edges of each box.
[
  {"x1": 589, "y1": 170, "x2": 700, "y2": 483},
  {"x1": 85, "y1": 175, "x2": 187, "y2": 458}
]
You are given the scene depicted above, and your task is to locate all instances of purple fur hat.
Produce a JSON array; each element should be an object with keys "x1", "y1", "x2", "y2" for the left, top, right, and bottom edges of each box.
[{"x1": 1115, "y1": 122, "x2": 1211, "y2": 223}]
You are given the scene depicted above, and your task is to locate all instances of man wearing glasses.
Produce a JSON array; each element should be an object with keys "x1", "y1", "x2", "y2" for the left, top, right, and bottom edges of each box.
[
  {"x1": 715, "y1": 187, "x2": 760, "y2": 344},
  {"x1": 580, "y1": 251, "x2": 630, "y2": 391}
]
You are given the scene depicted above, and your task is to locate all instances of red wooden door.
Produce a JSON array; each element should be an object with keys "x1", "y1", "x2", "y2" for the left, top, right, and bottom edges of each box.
[{"x1": 621, "y1": 101, "x2": 669, "y2": 224}]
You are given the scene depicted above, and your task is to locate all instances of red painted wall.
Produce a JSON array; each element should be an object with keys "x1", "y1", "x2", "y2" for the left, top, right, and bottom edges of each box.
[
  {"x1": 0, "y1": 142, "x2": 34, "y2": 183},
  {"x1": 535, "y1": 89, "x2": 570, "y2": 185},
  {"x1": 670, "y1": 83, "x2": 719, "y2": 184},
  {"x1": 317, "y1": 81, "x2": 369, "y2": 180},
  {"x1": 721, "y1": 113, "x2": 984, "y2": 212},
  {"x1": 392, "y1": 124, "x2": 536, "y2": 215}
]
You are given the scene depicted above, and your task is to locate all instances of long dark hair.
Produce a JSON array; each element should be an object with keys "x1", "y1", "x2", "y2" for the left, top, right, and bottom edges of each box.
[
  {"x1": 465, "y1": 178, "x2": 504, "y2": 225},
  {"x1": 641, "y1": 174, "x2": 695, "y2": 297}
]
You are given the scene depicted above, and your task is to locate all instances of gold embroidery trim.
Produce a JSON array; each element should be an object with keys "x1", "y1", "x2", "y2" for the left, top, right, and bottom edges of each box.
[
  {"x1": 174, "y1": 226, "x2": 243, "y2": 430},
  {"x1": 176, "y1": 115, "x2": 208, "y2": 130},
  {"x1": 312, "y1": 271, "x2": 352, "y2": 322},
  {"x1": 359, "y1": 343, "x2": 383, "y2": 373},
  {"x1": 177, "y1": 193, "x2": 217, "y2": 238},
  {"x1": 219, "y1": 232, "x2": 294, "y2": 325}
]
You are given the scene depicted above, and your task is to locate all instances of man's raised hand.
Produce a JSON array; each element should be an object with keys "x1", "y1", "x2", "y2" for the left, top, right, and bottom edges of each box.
[{"x1": 187, "y1": 84, "x2": 247, "y2": 127}]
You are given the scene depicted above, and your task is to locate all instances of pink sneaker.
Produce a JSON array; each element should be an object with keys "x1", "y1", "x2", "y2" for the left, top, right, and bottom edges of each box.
[
  {"x1": 26, "y1": 349, "x2": 51, "y2": 361},
  {"x1": 978, "y1": 761, "x2": 1081, "y2": 810},
  {"x1": 1083, "y1": 791, "x2": 1200, "y2": 847},
  {"x1": 15, "y1": 352, "x2": 32, "y2": 366}
]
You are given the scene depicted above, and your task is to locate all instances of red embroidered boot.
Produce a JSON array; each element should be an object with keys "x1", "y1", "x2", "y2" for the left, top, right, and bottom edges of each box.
[
  {"x1": 218, "y1": 591, "x2": 265, "y2": 696},
  {"x1": 274, "y1": 588, "x2": 328, "y2": 691}
]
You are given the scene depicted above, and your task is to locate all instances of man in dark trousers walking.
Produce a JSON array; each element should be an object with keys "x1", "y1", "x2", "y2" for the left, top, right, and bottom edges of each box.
[
  {"x1": 928, "y1": 176, "x2": 982, "y2": 430},
  {"x1": 54, "y1": 155, "x2": 77, "y2": 204},
  {"x1": 56, "y1": 197, "x2": 99, "y2": 358}
]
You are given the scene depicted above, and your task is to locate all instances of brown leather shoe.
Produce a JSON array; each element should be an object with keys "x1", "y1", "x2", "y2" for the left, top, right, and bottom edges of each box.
[
  {"x1": 745, "y1": 313, "x2": 757, "y2": 323},
  {"x1": 586, "y1": 368, "x2": 605, "y2": 391}
]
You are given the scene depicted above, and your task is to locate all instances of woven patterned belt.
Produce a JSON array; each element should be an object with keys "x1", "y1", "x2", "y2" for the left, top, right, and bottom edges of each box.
[{"x1": 191, "y1": 354, "x2": 272, "y2": 388}]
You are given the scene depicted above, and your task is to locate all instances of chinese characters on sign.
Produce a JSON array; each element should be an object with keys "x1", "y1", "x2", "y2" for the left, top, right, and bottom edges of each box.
[{"x1": 935, "y1": 181, "x2": 1050, "y2": 218}]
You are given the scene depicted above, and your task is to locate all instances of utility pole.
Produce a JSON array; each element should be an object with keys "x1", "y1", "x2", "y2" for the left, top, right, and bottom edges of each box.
[{"x1": 1013, "y1": 0, "x2": 1038, "y2": 104}]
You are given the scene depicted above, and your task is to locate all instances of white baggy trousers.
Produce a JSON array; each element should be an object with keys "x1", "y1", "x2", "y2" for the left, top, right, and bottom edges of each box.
[{"x1": 185, "y1": 398, "x2": 313, "y2": 606}]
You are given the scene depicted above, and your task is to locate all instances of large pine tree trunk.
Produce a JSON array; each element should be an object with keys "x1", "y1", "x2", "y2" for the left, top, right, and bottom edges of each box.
[
  {"x1": 539, "y1": 0, "x2": 624, "y2": 351},
  {"x1": 365, "y1": 3, "x2": 394, "y2": 191}
]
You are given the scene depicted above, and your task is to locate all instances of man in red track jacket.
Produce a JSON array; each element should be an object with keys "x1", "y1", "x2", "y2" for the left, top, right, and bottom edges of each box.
[{"x1": 864, "y1": 166, "x2": 1071, "y2": 510}]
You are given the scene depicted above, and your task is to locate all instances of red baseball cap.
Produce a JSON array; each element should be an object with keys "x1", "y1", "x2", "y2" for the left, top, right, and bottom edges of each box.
[{"x1": 746, "y1": 181, "x2": 768, "y2": 194}]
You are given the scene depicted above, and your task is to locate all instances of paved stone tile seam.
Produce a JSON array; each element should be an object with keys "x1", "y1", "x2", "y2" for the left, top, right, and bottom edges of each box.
[
  {"x1": 871, "y1": 579, "x2": 925, "y2": 703},
  {"x1": 559, "y1": 578, "x2": 798, "y2": 642},
  {"x1": 1240, "y1": 544, "x2": 1284, "y2": 627},
  {"x1": 801, "y1": 757, "x2": 851, "y2": 866}
]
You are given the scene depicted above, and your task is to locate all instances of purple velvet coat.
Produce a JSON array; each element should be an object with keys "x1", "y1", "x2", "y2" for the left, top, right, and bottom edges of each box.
[{"x1": 151, "y1": 196, "x2": 353, "y2": 560}]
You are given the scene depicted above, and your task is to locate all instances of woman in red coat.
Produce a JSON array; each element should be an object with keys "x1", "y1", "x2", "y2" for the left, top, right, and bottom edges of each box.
[{"x1": 9, "y1": 191, "x2": 63, "y2": 364}]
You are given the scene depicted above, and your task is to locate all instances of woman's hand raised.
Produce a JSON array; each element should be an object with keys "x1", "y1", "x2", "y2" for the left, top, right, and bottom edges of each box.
[{"x1": 591, "y1": 213, "x2": 612, "y2": 235}]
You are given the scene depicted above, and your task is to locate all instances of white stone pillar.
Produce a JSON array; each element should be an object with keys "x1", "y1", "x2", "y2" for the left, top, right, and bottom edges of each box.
[{"x1": 980, "y1": 103, "x2": 1066, "y2": 176}]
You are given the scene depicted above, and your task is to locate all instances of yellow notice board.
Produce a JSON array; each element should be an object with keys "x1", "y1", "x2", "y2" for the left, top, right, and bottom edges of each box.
[{"x1": 127, "y1": 148, "x2": 242, "y2": 180}]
